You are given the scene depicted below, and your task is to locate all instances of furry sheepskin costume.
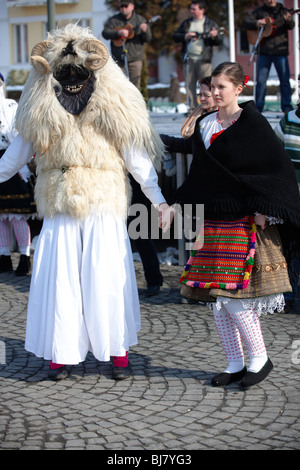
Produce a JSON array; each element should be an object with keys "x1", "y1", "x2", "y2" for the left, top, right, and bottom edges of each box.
[
  {"x1": 16, "y1": 24, "x2": 163, "y2": 220},
  {"x1": 0, "y1": 24, "x2": 166, "y2": 372}
]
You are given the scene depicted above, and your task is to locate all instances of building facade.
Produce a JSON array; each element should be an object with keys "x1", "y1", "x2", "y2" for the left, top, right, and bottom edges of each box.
[{"x1": 0, "y1": 0, "x2": 110, "y2": 80}]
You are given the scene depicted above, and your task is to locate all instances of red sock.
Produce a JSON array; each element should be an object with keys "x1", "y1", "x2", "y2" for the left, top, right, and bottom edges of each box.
[
  {"x1": 50, "y1": 360, "x2": 65, "y2": 369},
  {"x1": 113, "y1": 352, "x2": 128, "y2": 367}
]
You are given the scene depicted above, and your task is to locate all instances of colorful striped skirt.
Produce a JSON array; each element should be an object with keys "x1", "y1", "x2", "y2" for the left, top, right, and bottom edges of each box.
[{"x1": 180, "y1": 216, "x2": 257, "y2": 291}]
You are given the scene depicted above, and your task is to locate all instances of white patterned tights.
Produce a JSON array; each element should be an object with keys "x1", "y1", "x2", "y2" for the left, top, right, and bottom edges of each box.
[{"x1": 213, "y1": 299, "x2": 268, "y2": 373}]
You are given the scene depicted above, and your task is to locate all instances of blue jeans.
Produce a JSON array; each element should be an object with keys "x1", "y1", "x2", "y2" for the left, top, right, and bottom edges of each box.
[{"x1": 256, "y1": 55, "x2": 293, "y2": 113}]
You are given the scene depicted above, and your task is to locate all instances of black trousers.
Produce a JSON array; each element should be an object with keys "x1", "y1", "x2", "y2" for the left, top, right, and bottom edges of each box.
[{"x1": 128, "y1": 176, "x2": 163, "y2": 287}]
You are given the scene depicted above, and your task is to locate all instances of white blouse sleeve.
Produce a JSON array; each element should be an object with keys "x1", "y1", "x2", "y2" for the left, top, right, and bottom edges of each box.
[
  {"x1": 124, "y1": 147, "x2": 166, "y2": 207},
  {"x1": 4, "y1": 101, "x2": 18, "y2": 146},
  {"x1": 0, "y1": 135, "x2": 34, "y2": 183}
]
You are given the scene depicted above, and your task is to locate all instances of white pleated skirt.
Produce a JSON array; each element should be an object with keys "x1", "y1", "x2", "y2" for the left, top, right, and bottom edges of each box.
[{"x1": 25, "y1": 213, "x2": 141, "y2": 365}]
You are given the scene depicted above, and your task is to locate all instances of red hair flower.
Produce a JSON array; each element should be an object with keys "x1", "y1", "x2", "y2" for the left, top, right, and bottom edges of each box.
[{"x1": 244, "y1": 75, "x2": 250, "y2": 87}]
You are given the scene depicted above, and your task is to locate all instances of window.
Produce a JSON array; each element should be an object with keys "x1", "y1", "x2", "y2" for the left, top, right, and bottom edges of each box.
[
  {"x1": 14, "y1": 24, "x2": 28, "y2": 64},
  {"x1": 238, "y1": 27, "x2": 250, "y2": 55}
]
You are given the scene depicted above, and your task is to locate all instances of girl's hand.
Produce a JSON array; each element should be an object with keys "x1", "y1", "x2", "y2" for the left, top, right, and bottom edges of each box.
[
  {"x1": 158, "y1": 203, "x2": 175, "y2": 233},
  {"x1": 254, "y1": 213, "x2": 267, "y2": 230}
]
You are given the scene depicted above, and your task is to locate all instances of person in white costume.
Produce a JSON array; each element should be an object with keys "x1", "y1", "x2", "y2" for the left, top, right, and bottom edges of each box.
[{"x1": 0, "y1": 25, "x2": 173, "y2": 380}]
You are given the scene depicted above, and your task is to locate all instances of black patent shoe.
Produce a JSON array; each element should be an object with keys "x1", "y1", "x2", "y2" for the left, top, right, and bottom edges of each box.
[
  {"x1": 15, "y1": 255, "x2": 31, "y2": 276},
  {"x1": 240, "y1": 358, "x2": 273, "y2": 389},
  {"x1": 211, "y1": 366, "x2": 247, "y2": 387},
  {"x1": 112, "y1": 365, "x2": 132, "y2": 380},
  {"x1": 48, "y1": 366, "x2": 69, "y2": 381},
  {"x1": 0, "y1": 255, "x2": 13, "y2": 272}
]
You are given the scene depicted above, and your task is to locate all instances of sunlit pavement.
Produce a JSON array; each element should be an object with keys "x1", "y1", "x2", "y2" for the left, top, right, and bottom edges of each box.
[
  {"x1": 0, "y1": 250, "x2": 299, "y2": 450},
  {"x1": 1, "y1": 111, "x2": 299, "y2": 451}
]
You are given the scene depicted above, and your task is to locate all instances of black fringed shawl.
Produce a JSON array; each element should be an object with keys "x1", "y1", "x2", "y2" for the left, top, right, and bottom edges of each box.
[{"x1": 161, "y1": 100, "x2": 300, "y2": 280}]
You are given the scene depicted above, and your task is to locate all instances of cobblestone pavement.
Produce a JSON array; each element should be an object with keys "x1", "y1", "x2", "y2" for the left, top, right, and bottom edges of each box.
[{"x1": 0, "y1": 253, "x2": 300, "y2": 451}]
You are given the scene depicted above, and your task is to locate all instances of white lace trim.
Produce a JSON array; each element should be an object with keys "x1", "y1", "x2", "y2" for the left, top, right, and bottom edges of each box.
[
  {"x1": 212, "y1": 293, "x2": 285, "y2": 316},
  {"x1": 266, "y1": 215, "x2": 284, "y2": 225},
  {"x1": 254, "y1": 212, "x2": 284, "y2": 225}
]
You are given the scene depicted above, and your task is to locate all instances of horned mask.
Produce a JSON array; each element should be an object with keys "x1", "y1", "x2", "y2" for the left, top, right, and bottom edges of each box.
[{"x1": 31, "y1": 35, "x2": 109, "y2": 115}]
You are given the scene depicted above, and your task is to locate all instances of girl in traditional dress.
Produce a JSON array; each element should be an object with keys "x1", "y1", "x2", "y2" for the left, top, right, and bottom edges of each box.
[{"x1": 161, "y1": 62, "x2": 300, "y2": 388}]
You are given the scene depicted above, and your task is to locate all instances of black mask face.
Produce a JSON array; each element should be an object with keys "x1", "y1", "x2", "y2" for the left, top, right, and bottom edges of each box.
[{"x1": 54, "y1": 64, "x2": 95, "y2": 115}]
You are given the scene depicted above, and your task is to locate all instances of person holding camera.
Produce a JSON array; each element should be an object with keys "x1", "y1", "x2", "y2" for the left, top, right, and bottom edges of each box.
[{"x1": 173, "y1": 0, "x2": 222, "y2": 112}]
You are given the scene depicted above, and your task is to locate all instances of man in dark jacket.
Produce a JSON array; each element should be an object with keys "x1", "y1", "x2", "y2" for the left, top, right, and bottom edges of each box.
[
  {"x1": 173, "y1": 0, "x2": 222, "y2": 112},
  {"x1": 102, "y1": 0, "x2": 151, "y2": 90},
  {"x1": 243, "y1": 0, "x2": 295, "y2": 113}
]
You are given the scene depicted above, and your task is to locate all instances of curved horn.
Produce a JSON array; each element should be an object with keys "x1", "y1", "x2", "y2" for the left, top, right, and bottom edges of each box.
[
  {"x1": 31, "y1": 40, "x2": 50, "y2": 57},
  {"x1": 80, "y1": 39, "x2": 109, "y2": 71},
  {"x1": 30, "y1": 41, "x2": 51, "y2": 75}
]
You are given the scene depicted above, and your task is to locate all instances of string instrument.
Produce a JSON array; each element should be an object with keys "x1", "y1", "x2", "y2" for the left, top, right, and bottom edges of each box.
[
  {"x1": 247, "y1": 9, "x2": 300, "y2": 46},
  {"x1": 113, "y1": 15, "x2": 161, "y2": 47}
]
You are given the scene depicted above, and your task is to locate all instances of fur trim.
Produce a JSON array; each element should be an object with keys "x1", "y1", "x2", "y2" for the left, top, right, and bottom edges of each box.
[{"x1": 34, "y1": 132, "x2": 130, "y2": 220}]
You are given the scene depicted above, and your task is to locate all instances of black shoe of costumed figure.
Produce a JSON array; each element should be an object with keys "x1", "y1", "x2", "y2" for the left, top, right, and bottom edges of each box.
[
  {"x1": 112, "y1": 355, "x2": 132, "y2": 380},
  {"x1": 48, "y1": 366, "x2": 69, "y2": 381},
  {"x1": 240, "y1": 358, "x2": 273, "y2": 389},
  {"x1": 112, "y1": 365, "x2": 132, "y2": 380},
  {"x1": 0, "y1": 255, "x2": 13, "y2": 272}
]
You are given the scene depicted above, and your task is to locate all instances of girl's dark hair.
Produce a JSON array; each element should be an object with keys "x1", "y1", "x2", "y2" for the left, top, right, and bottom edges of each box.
[{"x1": 212, "y1": 62, "x2": 245, "y2": 87}]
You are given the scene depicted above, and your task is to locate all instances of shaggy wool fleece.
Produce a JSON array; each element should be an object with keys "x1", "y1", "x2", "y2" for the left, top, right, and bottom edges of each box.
[{"x1": 15, "y1": 24, "x2": 164, "y2": 220}]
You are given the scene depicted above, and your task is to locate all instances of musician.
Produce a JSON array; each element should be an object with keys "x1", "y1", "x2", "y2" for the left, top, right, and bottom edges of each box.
[
  {"x1": 173, "y1": 0, "x2": 222, "y2": 113},
  {"x1": 102, "y1": 0, "x2": 151, "y2": 90},
  {"x1": 243, "y1": 0, "x2": 295, "y2": 114}
]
